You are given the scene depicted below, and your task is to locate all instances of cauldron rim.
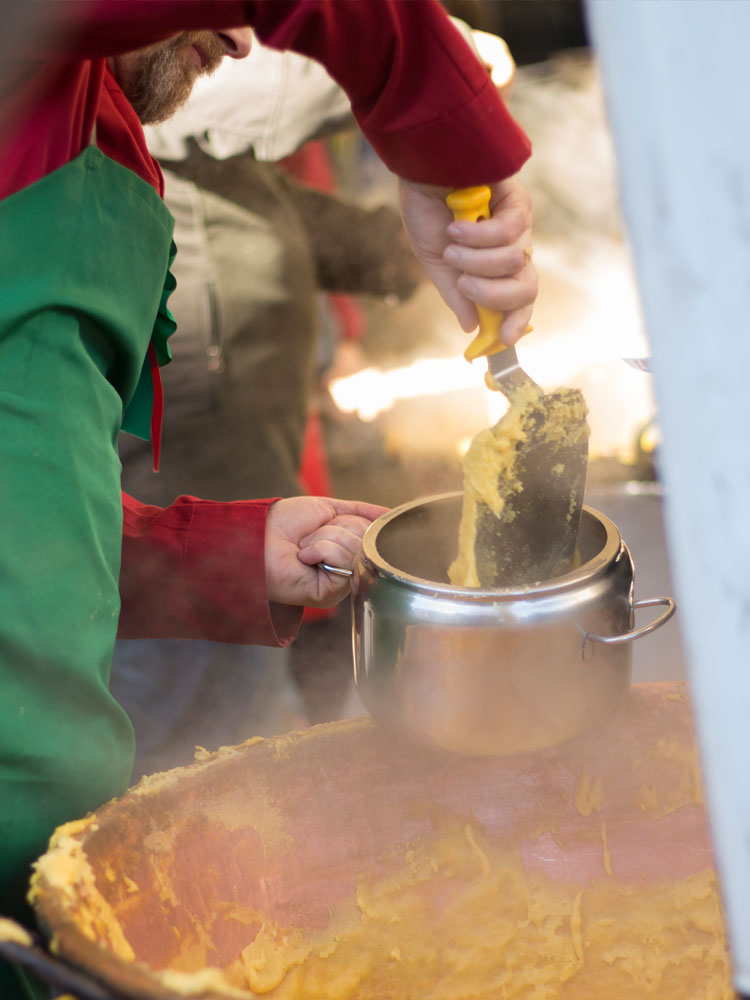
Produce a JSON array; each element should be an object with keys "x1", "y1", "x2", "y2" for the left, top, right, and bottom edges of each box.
[{"x1": 361, "y1": 491, "x2": 620, "y2": 599}]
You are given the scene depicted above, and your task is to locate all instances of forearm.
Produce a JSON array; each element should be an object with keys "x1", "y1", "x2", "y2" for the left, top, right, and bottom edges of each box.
[
  {"x1": 249, "y1": 0, "x2": 530, "y2": 186},
  {"x1": 283, "y1": 182, "x2": 420, "y2": 300},
  {"x1": 118, "y1": 493, "x2": 302, "y2": 645}
]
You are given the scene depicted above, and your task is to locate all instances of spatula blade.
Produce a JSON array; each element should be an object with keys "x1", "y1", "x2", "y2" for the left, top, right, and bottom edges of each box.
[
  {"x1": 474, "y1": 388, "x2": 589, "y2": 588},
  {"x1": 487, "y1": 345, "x2": 541, "y2": 399}
]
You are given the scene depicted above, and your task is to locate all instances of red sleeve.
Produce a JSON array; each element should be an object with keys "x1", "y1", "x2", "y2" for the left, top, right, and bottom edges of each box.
[
  {"x1": 247, "y1": 0, "x2": 531, "y2": 186},
  {"x1": 16, "y1": 1, "x2": 252, "y2": 59},
  {"x1": 118, "y1": 493, "x2": 302, "y2": 646},
  {"x1": 8, "y1": 0, "x2": 528, "y2": 196},
  {"x1": 80, "y1": 0, "x2": 531, "y2": 184}
]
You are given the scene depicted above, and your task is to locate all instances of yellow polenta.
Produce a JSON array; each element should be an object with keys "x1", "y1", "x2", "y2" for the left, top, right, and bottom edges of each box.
[
  {"x1": 29, "y1": 701, "x2": 732, "y2": 1000},
  {"x1": 449, "y1": 378, "x2": 589, "y2": 588},
  {"x1": 226, "y1": 822, "x2": 730, "y2": 1000}
]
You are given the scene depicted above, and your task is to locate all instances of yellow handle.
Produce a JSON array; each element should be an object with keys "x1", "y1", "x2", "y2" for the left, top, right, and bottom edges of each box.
[{"x1": 446, "y1": 186, "x2": 506, "y2": 362}]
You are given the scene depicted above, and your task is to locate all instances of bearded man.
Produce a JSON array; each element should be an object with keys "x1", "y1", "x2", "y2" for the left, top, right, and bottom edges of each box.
[
  {"x1": 0, "y1": 4, "x2": 535, "y2": 997},
  {"x1": 113, "y1": 29, "x2": 241, "y2": 124}
]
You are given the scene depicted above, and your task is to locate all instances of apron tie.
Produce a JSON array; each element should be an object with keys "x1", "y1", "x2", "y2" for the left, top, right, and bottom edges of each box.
[
  {"x1": 147, "y1": 341, "x2": 164, "y2": 473},
  {"x1": 121, "y1": 238, "x2": 177, "y2": 469}
]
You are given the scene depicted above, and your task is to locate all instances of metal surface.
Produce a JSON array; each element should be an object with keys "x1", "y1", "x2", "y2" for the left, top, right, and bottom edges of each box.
[
  {"x1": 472, "y1": 386, "x2": 589, "y2": 588},
  {"x1": 353, "y1": 492, "x2": 676, "y2": 756},
  {"x1": 0, "y1": 921, "x2": 119, "y2": 1000},
  {"x1": 486, "y1": 342, "x2": 542, "y2": 395},
  {"x1": 319, "y1": 562, "x2": 353, "y2": 578},
  {"x1": 585, "y1": 596, "x2": 675, "y2": 646},
  {"x1": 623, "y1": 356, "x2": 652, "y2": 372}
]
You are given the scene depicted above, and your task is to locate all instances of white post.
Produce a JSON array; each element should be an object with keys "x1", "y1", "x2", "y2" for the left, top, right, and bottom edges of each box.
[{"x1": 586, "y1": 1, "x2": 750, "y2": 991}]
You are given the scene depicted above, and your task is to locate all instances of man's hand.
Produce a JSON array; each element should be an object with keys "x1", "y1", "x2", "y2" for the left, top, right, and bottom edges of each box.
[
  {"x1": 265, "y1": 496, "x2": 388, "y2": 608},
  {"x1": 399, "y1": 175, "x2": 537, "y2": 347}
]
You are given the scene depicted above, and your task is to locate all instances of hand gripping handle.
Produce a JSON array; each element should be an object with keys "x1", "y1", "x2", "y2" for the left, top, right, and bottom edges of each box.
[{"x1": 446, "y1": 186, "x2": 506, "y2": 361}]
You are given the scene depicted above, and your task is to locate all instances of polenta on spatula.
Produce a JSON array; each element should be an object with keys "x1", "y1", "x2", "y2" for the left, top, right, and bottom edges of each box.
[{"x1": 447, "y1": 186, "x2": 589, "y2": 589}]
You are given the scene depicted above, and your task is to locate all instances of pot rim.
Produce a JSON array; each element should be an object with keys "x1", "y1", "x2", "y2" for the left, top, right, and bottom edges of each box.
[{"x1": 360, "y1": 491, "x2": 623, "y2": 601}]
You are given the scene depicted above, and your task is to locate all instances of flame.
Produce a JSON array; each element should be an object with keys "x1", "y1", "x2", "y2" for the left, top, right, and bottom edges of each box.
[
  {"x1": 328, "y1": 356, "x2": 490, "y2": 423},
  {"x1": 327, "y1": 242, "x2": 653, "y2": 462}
]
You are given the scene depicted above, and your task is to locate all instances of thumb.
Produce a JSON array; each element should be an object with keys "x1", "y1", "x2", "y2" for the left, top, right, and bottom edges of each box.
[{"x1": 425, "y1": 259, "x2": 480, "y2": 332}]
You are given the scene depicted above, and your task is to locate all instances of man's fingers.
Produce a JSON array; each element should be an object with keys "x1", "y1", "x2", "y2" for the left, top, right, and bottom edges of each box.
[
  {"x1": 298, "y1": 513, "x2": 381, "y2": 548},
  {"x1": 443, "y1": 241, "x2": 530, "y2": 278},
  {"x1": 499, "y1": 303, "x2": 535, "y2": 347},
  {"x1": 396, "y1": 173, "x2": 537, "y2": 343},
  {"x1": 456, "y1": 263, "x2": 538, "y2": 316},
  {"x1": 313, "y1": 498, "x2": 388, "y2": 522},
  {"x1": 298, "y1": 542, "x2": 352, "y2": 570},
  {"x1": 308, "y1": 570, "x2": 351, "y2": 607},
  {"x1": 446, "y1": 211, "x2": 530, "y2": 250},
  {"x1": 283, "y1": 561, "x2": 351, "y2": 608},
  {"x1": 298, "y1": 519, "x2": 370, "y2": 559},
  {"x1": 441, "y1": 291, "x2": 480, "y2": 333}
]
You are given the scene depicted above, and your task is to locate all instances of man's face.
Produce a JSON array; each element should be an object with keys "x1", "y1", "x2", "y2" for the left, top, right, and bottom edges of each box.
[{"x1": 113, "y1": 31, "x2": 233, "y2": 125}]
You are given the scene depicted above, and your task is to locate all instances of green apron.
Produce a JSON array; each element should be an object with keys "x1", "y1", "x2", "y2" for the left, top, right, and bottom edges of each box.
[{"x1": 0, "y1": 145, "x2": 176, "y2": 998}]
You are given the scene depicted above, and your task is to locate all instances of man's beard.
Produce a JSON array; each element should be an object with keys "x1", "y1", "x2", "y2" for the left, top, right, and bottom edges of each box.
[{"x1": 126, "y1": 31, "x2": 225, "y2": 125}]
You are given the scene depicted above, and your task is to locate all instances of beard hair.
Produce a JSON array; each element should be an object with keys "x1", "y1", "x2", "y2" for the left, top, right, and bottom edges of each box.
[{"x1": 127, "y1": 31, "x2": 225, "y2": 125}]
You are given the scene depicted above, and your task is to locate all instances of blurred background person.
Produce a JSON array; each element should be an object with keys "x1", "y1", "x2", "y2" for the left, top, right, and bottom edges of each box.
[{"x1": 111, "y1": 40, "x2": 422, "y2": 778}]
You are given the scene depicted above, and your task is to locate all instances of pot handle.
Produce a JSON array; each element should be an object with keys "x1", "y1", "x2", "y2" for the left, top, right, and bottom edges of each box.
[
  {"x1": 585, "y1": 597, "x2": 676, "y2": 646},
  {"x1": 0, "y1": 916, "x2": 120, "y2": 1000},
  {"x1": 319, "y1": 563, "x2": 353, "y2": 578}
]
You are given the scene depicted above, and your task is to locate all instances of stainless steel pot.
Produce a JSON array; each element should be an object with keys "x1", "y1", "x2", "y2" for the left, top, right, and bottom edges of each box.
[{"x1": 352, "y1": 491, "x2": 675, "y2": 756}]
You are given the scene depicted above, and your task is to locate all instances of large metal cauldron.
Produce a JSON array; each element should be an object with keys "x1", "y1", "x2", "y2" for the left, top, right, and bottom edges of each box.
[
  {"x1": 353, "y1": 492, "x2": 676, "y2": 755},
  {"x1": 1, "y1": 685, "x2": 728, "y2": 1000}
]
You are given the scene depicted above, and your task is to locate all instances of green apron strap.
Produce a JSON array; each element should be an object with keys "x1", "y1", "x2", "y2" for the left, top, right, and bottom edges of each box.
[{"x1": 0, "y1": 147, "x2": 175, "y2": 1000}]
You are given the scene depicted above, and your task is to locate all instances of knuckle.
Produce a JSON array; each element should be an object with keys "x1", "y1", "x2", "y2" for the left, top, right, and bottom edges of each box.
[{"x1": 505, "y1": 246, "x2": 527, "y2": 272}]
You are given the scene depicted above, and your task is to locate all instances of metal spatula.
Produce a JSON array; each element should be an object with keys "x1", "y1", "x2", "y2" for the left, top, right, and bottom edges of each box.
[{"x1": 447, "y1": 186, "x2": 589, "y2": 588}]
